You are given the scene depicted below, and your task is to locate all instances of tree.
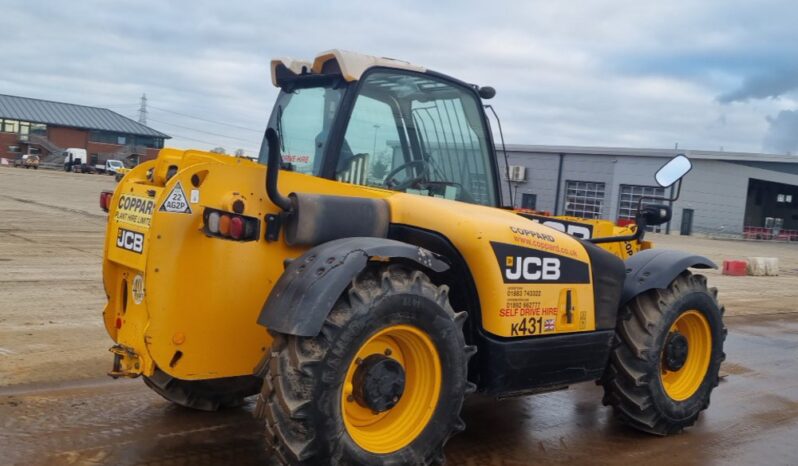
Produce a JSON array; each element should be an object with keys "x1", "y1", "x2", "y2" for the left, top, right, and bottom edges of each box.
[
  {"x1": 234, "y1": 148, "x2": 246, "y2": 157},
  {"x1": 370, "y1": 159, "x2": 389, "y2": 180},
  {"x1": 211, "y1": 147, "x2": 226, "y2": 154}
]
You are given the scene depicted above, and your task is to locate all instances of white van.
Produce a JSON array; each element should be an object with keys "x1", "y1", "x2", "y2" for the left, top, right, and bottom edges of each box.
[
  {"x1": 96, "y1": 159, "x2": 125, "y2": 175},
  {"x1": 63, "y1": 148, "x2": 87, "y2": 172}
]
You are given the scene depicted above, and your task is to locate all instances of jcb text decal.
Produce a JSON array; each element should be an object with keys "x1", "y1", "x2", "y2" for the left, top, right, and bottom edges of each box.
[
  {"x1": 491, "y1": 241, "x2": 590, "y2": 284},
  {"x1": 117, "y1": 228, "x2": 144, "y2": 254}
]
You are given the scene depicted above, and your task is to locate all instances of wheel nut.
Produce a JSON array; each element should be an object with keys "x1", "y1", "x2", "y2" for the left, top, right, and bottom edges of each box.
[
  {"x1": 384, "y1": 348, "x2": 392, "y2": 356},
  {"x1": 347, "y1": 395, "x2": 354, "y2": 402}
]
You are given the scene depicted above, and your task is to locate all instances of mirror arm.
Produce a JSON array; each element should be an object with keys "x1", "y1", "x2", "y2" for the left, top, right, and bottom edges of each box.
[{"x1": 588, "y1": 214, "x2": 648, "y2": 244}]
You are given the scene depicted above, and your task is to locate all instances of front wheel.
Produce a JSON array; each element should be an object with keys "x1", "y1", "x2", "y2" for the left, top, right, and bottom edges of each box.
[
  {"x1": 601, "y1": 271, "x2": 726, "y2": 435},
  {"x1": 256, "y1": 264, "x2": 475, "y2": 465}
]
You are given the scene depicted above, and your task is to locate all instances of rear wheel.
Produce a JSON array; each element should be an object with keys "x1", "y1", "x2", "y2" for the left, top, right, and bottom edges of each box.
[
  {"x1": 143, "y1": 367, "x2": 261, "y2": 411},
  {"x1": 256, "y1": 264, "x2": 475, "y2": 465},
  {"x1": 601, "y1": 272, "x2": 726, "y2": 435}
]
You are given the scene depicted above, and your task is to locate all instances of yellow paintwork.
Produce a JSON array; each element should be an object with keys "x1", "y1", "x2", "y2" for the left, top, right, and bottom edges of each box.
[
  {"x1": 388, "y1": 195, "x2": 597, "y2": 338},
  {"x1": 519, "y1": 212, "x2": 653, "y2": 259},
  {"x1": 103, "y1": 150, "x2": 392, "y2": 380},
  {"x1": 660, "y1": 310, "x2": 712, "y2": 401},
  {"x1": 341, "y1": 325, "x2": 441, "y2": 454},
  {"x1": 102, "y1": 148, "x2": 643, "y2": 381}
]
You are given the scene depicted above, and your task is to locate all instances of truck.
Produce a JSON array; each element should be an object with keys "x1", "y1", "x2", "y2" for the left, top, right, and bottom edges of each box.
[{"x1": 63, "y1": 148, "x2": 87, "y2": 172}]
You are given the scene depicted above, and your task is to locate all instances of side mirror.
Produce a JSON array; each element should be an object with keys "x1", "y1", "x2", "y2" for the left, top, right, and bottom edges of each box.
[
  {"x1": 638, "y1": 204, "x2": 672, "y2": 226},
  {"x1": 655, "y1": 154, "x2": 692, "y2": 187},
  {"x1": 478, "y1": 86, "x2": 496, "y2": 99}
]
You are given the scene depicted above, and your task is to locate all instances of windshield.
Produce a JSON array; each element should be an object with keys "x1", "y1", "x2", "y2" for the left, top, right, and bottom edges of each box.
[
  {"x1": 108, "y1": 161, "x2": 123, "y2": 167},
  {"x1": 259, "y1": 83, "x2": 345, "y2": 175},
  {"x1": 339, "y1": 71, "x2": 497, "y2": 206}
]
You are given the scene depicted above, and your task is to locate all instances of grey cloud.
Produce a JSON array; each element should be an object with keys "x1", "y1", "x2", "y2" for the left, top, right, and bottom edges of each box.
[
  {"x1": 718, "y1": 68, "x2": 798, "y2": 103},
  {"x1": 2, "y1": 0, "x2": 797, "y2": 154},
  {"x1": 763, "y1": 110, "x2": 798, "y2": 154}
]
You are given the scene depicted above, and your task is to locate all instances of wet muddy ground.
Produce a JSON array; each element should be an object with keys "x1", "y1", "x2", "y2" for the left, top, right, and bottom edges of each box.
[
  {"x1": 2, "y1": 167, "x2": 798, "y2": 465},
  {"x1": 2, "y1": 314, "x2": 796, "y2": 465}
]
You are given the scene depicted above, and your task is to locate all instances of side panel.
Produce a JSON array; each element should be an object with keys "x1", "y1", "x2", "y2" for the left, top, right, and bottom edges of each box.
[
  {"x1": 103, "y1": 151, "x2": 395, "y2": 380},
  {"x1": 388, "y1": 194, "x2": 599, "y2": 338},
  {"x1": 476, "y1": 329, "x2": 614, "y2": 396}
]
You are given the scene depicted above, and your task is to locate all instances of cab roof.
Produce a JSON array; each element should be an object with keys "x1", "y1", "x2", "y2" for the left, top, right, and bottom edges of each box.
[{"x1": 270, "y1": 49, "x2": 426, "y2": 87}]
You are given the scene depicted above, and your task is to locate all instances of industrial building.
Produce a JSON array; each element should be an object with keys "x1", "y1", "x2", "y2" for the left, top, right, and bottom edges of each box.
[
  {"x1": 498, "y1": 145, "x2": 798, "y2": 238},
  {"x1": 0, "y1": 94, "x2": 169, "y2": 166}
]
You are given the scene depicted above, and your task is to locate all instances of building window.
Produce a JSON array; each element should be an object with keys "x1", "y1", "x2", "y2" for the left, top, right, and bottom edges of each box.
[
  {"x1": 618, "y1": 184, "x2": 666, "y2": 231},
  {"x1": 777, "y1": 194, "x2": 793, "y2": 204},
  {"x1": 564, "y1": 180, "x2": 605, "y2": 219},
  {"x1": 521, "y1": 193, "x2": 537, "y2": 210},
  {"x1": 2, "y1": 119, "x2": 19, "y2": 133},
  {"x1": 8, "y1": 145, "x2": 21, "y2": 153},
  {"x1": 28, "y1": 147, "x2": 41, "y2": 155}
]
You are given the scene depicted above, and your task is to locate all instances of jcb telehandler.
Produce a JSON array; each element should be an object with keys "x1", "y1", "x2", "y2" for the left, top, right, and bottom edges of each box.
[{"x1": 101, "y1": 50, "x2": 725, "y2": 465}]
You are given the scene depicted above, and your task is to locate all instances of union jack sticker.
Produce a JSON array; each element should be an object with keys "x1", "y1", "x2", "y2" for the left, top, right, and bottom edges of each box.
[{"x1": 544, "y1": 319, "x2": 556, "y2": 332}]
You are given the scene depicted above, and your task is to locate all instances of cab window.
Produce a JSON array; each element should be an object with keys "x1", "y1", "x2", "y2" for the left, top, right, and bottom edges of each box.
[
  {"x1": 338, "y1": 71, "x2": 496, "y2": 206},
  {"x1": 272, "y1": 86, "x2": 344, "y2": 175}
]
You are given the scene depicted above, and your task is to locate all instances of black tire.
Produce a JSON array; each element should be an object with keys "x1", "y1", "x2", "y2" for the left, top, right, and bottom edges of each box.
[
  {"x1": 600, "y1": 271, "x2": 726, "y2": 435},
  {"x1": 255, "y1": 264, "x2": 475, "y2": 465},
  {"x1": 143, "y1": 367, "x2": 261, "y2": 411}
]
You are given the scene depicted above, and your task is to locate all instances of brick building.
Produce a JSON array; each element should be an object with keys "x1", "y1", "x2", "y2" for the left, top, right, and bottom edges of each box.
[{"x1": 0, "y1": 94, "x2": 169, "y2": 166}]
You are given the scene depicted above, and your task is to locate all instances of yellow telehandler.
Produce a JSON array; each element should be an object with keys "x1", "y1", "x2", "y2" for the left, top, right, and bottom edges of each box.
[{"x1": 100, "y1": 50, "x2": 725, "y2": 465}]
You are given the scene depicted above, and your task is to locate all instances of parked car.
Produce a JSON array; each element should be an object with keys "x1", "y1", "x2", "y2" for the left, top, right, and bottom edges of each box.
[{"x1": 13, "y1": 154, "x2": 40, "y2": 169}]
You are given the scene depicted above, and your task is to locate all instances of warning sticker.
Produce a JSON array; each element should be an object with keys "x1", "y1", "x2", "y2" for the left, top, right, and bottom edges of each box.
[
  {"x1": 159, "y1": 181, "x2": 192, "y2": 214},
  {"x1": 114, "y1": 194, "x2": 154, "y2": 228}
]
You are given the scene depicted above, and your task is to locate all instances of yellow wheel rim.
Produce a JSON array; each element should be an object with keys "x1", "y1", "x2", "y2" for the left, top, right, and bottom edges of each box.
[
  {"x1": 341, "y1": 324, "x2": 442, "y2": 454},
  {"x1": 660, "y1": 310, "x2": 712, "y2": 401}
]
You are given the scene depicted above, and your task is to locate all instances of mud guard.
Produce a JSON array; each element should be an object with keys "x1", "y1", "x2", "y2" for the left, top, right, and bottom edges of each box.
[
  {"x1": 620, "y1": 249, "x2": 716, "y2": 306},
  {"x1": 257, "y1": 237, "x2": 449, "y2": 337}
]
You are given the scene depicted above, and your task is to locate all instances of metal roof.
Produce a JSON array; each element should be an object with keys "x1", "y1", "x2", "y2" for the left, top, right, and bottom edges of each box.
[
  {"x1": 504, "y1": 144, "x2": 798, "y2": 164},
  {"x1": 0, "y1": 94, "x2": 170, "y2": 138}
]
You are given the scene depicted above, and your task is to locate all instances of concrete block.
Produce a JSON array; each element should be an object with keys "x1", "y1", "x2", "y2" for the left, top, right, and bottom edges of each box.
[{"x1": 747, "y1": 257, "x2": 779, "y2": 276}]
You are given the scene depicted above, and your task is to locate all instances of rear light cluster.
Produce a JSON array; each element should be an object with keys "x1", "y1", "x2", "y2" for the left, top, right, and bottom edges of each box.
[
  {"x1": 203, "y1": 208, "x2": 260, "y2": 241},
  {"x1": 100, "y1": 191, "x2": 114, "y2": 212}
]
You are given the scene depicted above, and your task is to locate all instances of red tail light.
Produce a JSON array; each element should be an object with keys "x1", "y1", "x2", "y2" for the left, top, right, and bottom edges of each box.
[
  {"x1": 229, "y1": 216, "x2": 244, "y2": 239},
  {"x1": 202, "y1": 208, "x2": 259, "y2": 241},
  {"x1": 100, "y1": 191, "x2": 113, "y2": 212}
]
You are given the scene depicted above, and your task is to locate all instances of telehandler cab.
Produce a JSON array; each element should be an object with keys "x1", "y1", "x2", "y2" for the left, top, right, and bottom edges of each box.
[{"x1": 101, "y1": 50, "x2": 725, "y2": 465}]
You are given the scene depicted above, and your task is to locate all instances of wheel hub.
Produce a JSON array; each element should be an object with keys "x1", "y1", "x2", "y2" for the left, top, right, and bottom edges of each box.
[
  {"x1": 663, "y1": 331, "x2": 689, "y2": 371},
  {"x1": 352, "y1": 354, "x2": 406, "y2": 413}
]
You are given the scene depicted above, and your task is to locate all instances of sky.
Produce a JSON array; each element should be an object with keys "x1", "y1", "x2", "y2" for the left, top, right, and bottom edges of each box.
[{"x1": 2, "y1": 0, "x2": 797, "y2": 156}]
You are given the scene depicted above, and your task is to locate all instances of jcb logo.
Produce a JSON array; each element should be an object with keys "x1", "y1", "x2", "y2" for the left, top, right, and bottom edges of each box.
[
  {"x1": 505, "y1": 256, "x2": 561, "y2": 281},
  {"x1": 117, "y1": 228, "x2": 144, "y2": 254}
]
